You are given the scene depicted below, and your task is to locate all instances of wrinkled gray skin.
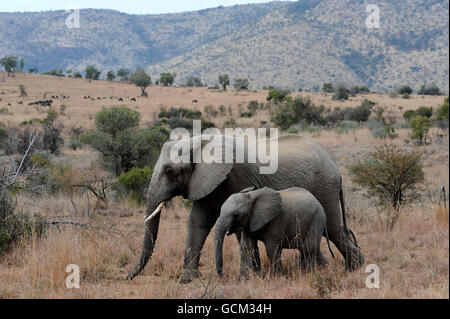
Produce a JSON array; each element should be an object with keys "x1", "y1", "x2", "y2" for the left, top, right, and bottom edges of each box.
[
  {"x1": 215, "y1": 187, "x2": 335, "y2": 278},
  {"x1": 127, "y1": 134, "x2": 364, "y2": 283}
]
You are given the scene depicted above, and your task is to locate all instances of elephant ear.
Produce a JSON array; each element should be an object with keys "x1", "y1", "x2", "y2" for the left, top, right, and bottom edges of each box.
[
  {"x1": 187, "y1": 136, "x2": 233, "y2": 201},
  {"x1": 250, "y1": 188, "x2": 282, "y2": 232}
]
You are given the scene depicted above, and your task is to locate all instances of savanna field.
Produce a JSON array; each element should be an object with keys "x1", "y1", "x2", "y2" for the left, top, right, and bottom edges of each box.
[{"x1": 0, "y1": 73, "x2": 448, "y2": 298}]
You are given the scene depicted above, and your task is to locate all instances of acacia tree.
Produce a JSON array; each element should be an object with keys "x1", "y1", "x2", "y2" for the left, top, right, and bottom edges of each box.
[
  {"x1": 159, "y1": 72, "x2": 176, "y2": 86},
  {"x1": 81, "y1": 106, "x2": 168, "y2": 175},
  {"x1": 233, "y1": 78, "x2": 249, "y2": 91},
  {"x1": 117, "y1": 68, "x2": 129, "y2": 81},
  {"x1": 85, "y1": 65, "x2": 101, "y2": 80},
  {"x1": 106, "y1": 71, "x2": 116, "y2": 81},
  {"x1": 1, "y1": 56, "x2": 18, "y2": 77},
  {"x1": 348, "y1": 144, "x2": 424, "y2": 230},
  {"x1": 130, "y1": 69, "x2": 152, "y2": 97},
  {"x1": 218, "y1": 74, "x2": 230, "y2": 90}
]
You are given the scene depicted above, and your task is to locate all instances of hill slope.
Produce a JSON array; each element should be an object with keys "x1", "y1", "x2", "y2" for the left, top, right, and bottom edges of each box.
[{"x1": 0, "y1": 0, "x2": 448, "y2": 91}]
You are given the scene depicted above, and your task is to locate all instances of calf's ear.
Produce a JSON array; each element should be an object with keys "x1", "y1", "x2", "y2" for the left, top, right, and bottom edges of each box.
[{"x1": 249, "y1": 188, "x2": 282, "y2": 232}]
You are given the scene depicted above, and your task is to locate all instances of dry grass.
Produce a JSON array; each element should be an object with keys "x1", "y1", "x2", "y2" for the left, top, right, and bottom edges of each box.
[
  {"x1": 0, "y1": 193, "x2": 448, "y2": 299},
  {"x1": 0, "y1": 74, "x2": 448, "y2": 298}
]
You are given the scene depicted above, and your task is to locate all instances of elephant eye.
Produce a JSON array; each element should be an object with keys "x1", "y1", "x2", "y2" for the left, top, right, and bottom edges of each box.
[{"x1": 164, "y1": 166, "x2": 174, "y2": 176}]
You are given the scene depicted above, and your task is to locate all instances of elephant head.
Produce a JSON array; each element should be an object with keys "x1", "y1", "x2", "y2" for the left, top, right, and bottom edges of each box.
[
  {"x1": 214, "y1": 187, "x2": 281, "y2": 276},
  {"x1": 127, "y1": 135, "x2": 234, "y2": 279}
]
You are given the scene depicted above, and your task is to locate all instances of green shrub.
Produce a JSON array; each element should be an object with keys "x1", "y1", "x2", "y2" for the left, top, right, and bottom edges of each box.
[
  {"x1": 332, "y1": 83, "x2": 349, "y2": 101},
  {"x1": 82, "y1": 106, "x2": 168, "y2": 175},
  {"x1": 348, "y1": 105, "x2": 371, "y2": 122},
  {"x1": 437, "y1": 97, "x2": 449, "y2": 120},
  {"x1": 418, "y1": 83, "x2": 441, "y2": 96},
  {"x1": 403, "y1": 110, "x2": 417, "y2": 120},
  {"x1": 168, "y1": 117, "x2": 193, "y2": 130},
  {"x1": 415, "y1": 106, "x2": 433, "y2": 118},
  {"x1": 270, "y1": 96, "x2": 325, "y2": 130},
  {"x1": 266, "y1": 88, "x2": 291, "y2": 103},
  {"x1": 240, "y1": 111, "x2": 253, "y2": 118},
  {"x1": 403, "y1": 106, "x2": 433, "y2": 120},
  {"x1": 397, "y1": 85, "x2": 413, "y2": 95},
  {"x1": 288, "y1": 127, "x2": 299, "y2": 134},
  {"x1": 322, "y1": 82, "x2": 334, "y2": 93},
  {"x1": 409, "y1": 115, "x2": 430, "y2": 145},
  {"x1": 117, "y1": 167, "x2": 153, "y2": 205}
]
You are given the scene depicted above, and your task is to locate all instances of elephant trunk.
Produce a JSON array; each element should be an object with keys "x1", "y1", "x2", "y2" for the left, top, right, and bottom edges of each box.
[
  {"x1": 214, "y1": 219, "x2": 227, "y2": 277},
  {"x1": 126, "y1": 179, "x2": 163, "y2": 280}
]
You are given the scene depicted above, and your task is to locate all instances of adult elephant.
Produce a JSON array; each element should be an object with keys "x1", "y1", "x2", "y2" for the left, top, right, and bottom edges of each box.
[{"x1": 126, "y1": 134, "x2": 364, "y2": 283}]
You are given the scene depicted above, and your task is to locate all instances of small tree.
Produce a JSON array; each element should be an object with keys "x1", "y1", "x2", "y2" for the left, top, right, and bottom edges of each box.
[
  {"x1": 233, "y1": 78, "x2": 249, "y2": 91},
  {"x1": 348, "y1": 144, "x2": 424, "y2": 230},
  {"x1": 333, "y1": 83, "x2": 349, "y2": 100},
  {"x1": 184, "y1": 76, "x2": 204, "y2": 87},
  {"x1": 218, "y1": 74, "x2": 230, "y2": 90},
  {"x1": 437, "y1": 97, "x2": 449, "y2": 129},
  {"x1": 159, "y1": 72, "x2": 176, "y2": 86},
  {"x1": 0, "y1": 56, "x2": 18, "y2": 77},
  {"x1": 85, "y1": 65, "x2": 101, "y2": 80},
  {"x1": 117, "y1": 68, "x2": 129, "y2": 81},
  {"x1": 437, "y1": 97, "x2": 449, "y2": 120},
  {"x1": 81, "y1": 106, "x2": 168, "y2": 175},
  {"x1": 130, "y1": 69, "x2": 152, "y2": 97},
  {"x1": 322, "y1": 82, "x2": 334, "y2": 93},
  {"x1": 266, "y1": 88, "x2": 291, "y2": 103},
  {"x1": 418, "y1": 83, "x2": 441, "y2": 96},
  {"x1": 409, "y1": 115, "x2": 430, "y2": 145},
  {"x1": 397, "y1": 85, "x2": 413, "y2": 95},
  {"x1": 106, "y1": 71, "x2": 116, "y2": 81}
]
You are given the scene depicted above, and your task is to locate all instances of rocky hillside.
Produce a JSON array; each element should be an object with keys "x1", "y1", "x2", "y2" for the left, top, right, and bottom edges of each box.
[{"x1": 0, "y1": 0, "x2": 448, "y2": 91}]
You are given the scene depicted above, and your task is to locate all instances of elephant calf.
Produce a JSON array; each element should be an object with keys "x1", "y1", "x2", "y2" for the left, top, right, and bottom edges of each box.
[{"x1": 215, "y1": 187, "x2": 334, "y2": 278}]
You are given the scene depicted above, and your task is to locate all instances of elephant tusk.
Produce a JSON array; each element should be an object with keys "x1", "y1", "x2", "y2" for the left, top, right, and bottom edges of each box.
[{"x1": 145, "y1": 202, "x2": 166, "y2": 223}]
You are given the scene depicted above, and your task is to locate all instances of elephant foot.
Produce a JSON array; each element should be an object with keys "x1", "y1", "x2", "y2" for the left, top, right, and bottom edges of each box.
[
  {"x1": 179, "y1": 269, "x2": 201, "y2": 284},
  {"x1": 126, "y1": 264, "x2": 143, "y2": 280},
  {"x1": 345, "y1": 250, "x2": 365, "y2": 271}
]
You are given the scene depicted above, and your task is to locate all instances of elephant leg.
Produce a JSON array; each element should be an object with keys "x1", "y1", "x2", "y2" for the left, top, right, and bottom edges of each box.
[
  {"x1": 300, "y1": 234, "x2": 317, "y2": 271},
  {"x1": 250, "y1": 238, "x2": 261, "y2": 273},
  {"x1": 265, "y1": 240, "x2": 283, "y2": 275},
  {"x1": 323, "y1": 200, "x2": 365, "y2": 271},
  {"x1": 239, "y1": 232, "x2": 254, "y2": 280},
  {"x1": 316, "y1": 251, "x2": 329, "y2": 268},
  {"x1": 239, "y1": 232, "x2": 261, "y2": 279},
  {"x1": 179, "y1": 202, "x2": 219, "y2": 284}
]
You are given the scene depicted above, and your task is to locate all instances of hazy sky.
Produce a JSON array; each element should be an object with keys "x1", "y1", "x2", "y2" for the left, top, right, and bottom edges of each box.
[{"x1": 0, "y1": 0, "x2": 292, "y2": 14}]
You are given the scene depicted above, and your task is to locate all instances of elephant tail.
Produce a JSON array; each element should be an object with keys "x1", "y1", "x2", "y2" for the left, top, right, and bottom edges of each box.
[
  {"x1": 323, "y1": 226, "x2": 335, "y2": 259},
  {"x1": 340, "y1": 186, "x2": 359, "y2": 248}
]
